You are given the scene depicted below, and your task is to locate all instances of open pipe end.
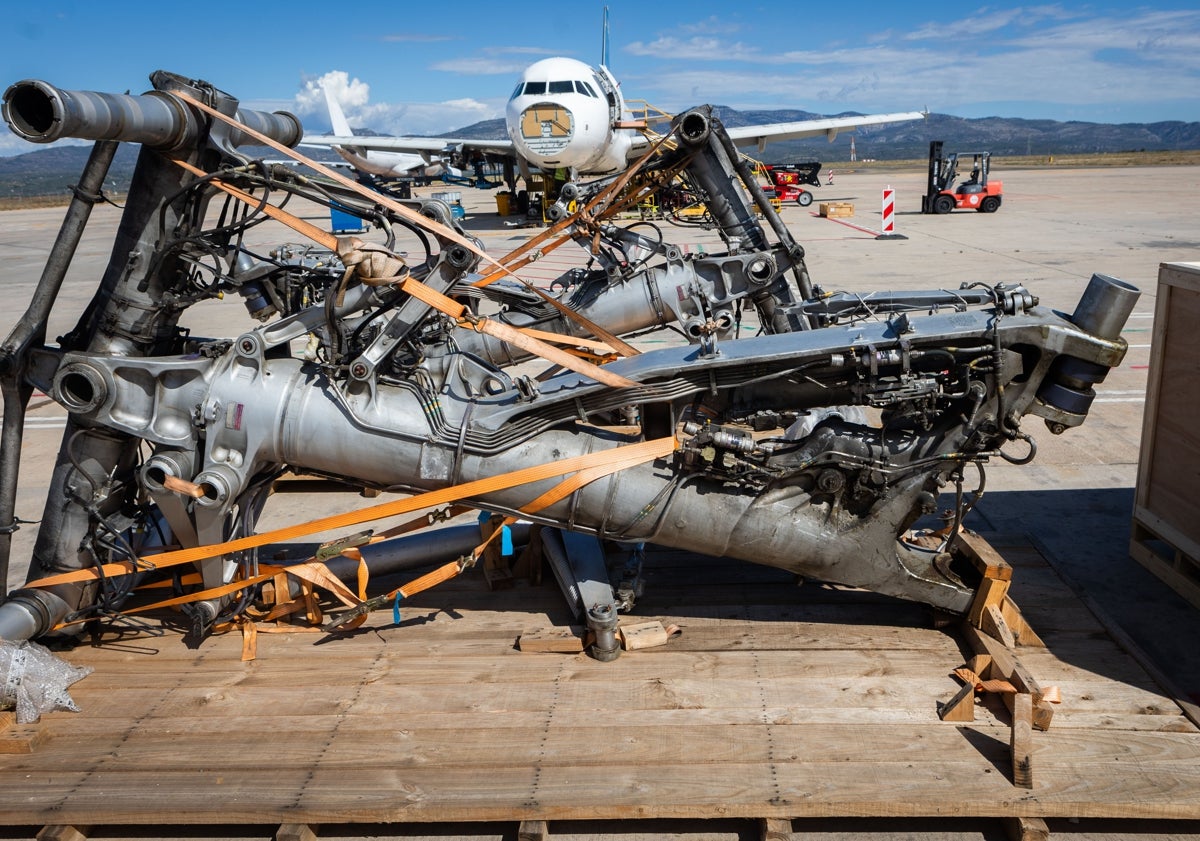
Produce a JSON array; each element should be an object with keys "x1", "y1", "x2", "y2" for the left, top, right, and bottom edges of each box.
[{"x1": 2, "y1": 80, "x2": 63, "y2": 143}]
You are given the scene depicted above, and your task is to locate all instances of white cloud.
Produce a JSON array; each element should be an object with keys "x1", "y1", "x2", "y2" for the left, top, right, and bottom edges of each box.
[
  {"x1": 294, "y1": 70, "x2": 372, "y2": 116},
  {"x1": 432, "y1": 45, "x2": 561, "y2": 76},
  {"x1": 293, "y1": 69, "x2": 500, "y2": 135},
  {"x1": 622, "y1": 8, "x2": 1200, "y2": 118}
]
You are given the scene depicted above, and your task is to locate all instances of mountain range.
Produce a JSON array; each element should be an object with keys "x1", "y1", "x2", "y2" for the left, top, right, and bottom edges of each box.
[{"x1": 2, "y1": 108, "x2": 1198, "y2": 198}]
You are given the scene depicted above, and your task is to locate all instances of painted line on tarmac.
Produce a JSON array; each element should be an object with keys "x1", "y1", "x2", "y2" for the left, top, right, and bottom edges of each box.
[{"x1": 22, "y1": 417, "x2": 69, "y2": 429}]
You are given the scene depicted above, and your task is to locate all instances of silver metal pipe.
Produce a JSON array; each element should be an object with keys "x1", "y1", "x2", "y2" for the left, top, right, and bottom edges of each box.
[
  {"x1": 1070, "y1": 273, "x2": 1141, "y2": 342},
  {"x1": 3, "y1": 77, "x2": 302, "y2": 150}
]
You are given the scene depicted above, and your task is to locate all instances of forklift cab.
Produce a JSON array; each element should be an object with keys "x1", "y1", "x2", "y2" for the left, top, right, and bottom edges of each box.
[{"x1": 921, "y1": 141, "x2": 1003, "y2": 213}]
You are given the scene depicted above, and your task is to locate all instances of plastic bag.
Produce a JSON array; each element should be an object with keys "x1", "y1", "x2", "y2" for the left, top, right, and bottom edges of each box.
[{"x1": 1, "y1": 640, "x2": 93, "y2": 724}]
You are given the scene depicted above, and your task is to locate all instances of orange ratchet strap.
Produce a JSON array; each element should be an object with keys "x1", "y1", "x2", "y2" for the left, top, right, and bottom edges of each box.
[
  {"x1": 26, "y1": 436, "x2": 677, "y2": 592},
  {"x1": 321, "y1": 433, "x2": 673, "y2": 630},
  {"x1": 168, "y1": 159, "x2": 635, "y2": 389},
  {"x1": 174, "y1": 91, "x2": 639, "y2": 360}
]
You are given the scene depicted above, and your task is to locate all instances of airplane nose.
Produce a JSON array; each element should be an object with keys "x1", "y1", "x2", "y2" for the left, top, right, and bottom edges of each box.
[{"x1": 517, "y1": 104, "x2": 576, "y2": 162}]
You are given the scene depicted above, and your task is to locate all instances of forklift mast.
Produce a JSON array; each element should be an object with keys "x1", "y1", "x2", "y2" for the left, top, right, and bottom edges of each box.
[{"x1": 923, "y1": 141, "x2": 954, "y2": 213}]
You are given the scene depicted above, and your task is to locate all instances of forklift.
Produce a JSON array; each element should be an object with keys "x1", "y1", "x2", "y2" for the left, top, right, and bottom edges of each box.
[{"x1": 921, "y1": 141, "x2": 1003, "y2": 214}]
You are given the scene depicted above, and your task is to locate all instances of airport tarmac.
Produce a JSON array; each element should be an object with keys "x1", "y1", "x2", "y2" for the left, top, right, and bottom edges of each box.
[{"x1": 1, "y1": 162, "x2": 1198, "y2": 705}]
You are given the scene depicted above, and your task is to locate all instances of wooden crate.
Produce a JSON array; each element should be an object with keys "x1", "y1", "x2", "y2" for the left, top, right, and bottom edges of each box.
[
  {"x1": 1131, "y1": 262, "x2": 1200, "y2": 608},
  {"x1": 818, "y1": 202, "x2": 854, "y2": 218}
]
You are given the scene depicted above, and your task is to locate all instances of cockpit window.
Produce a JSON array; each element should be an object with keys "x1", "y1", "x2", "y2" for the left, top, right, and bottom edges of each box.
[
  {"x1": 548, "y1": 81, "x2": 574, "y2": 94},
  {"x1": 575, "y1": 81, "x2": 597, "y2": 97},
  {"x1": 523, "y1": 81, "x2": 546, "y2": 96},
  {"x1": 509, "y1": 83, "x2": 524, "y2": 101}
]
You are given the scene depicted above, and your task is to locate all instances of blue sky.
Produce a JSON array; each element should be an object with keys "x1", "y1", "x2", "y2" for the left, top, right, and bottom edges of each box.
[{"x1": 3, "y1": 1, "x2": 1198, "y2": 156}]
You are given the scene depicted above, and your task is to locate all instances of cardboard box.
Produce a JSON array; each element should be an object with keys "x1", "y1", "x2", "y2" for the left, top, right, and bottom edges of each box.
[{"x1": 819, "y1": 202, "x2": 854, "y2": 218}]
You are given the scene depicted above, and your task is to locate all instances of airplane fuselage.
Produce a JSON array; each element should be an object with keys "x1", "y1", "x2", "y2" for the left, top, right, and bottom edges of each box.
[{"x1": 504, "y1": 57, "x2": 634, "y2": 175}]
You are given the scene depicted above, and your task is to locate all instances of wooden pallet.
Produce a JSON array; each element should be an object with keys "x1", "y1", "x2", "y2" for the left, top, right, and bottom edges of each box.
[{"x1": 1, "y1": 532, "x2": 1199, "y2": 840}]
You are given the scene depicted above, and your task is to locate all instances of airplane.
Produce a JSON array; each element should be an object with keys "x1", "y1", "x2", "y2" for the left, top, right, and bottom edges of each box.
[
  {"x1": 300, "y1": 56, "x2": 926, "y2": 187},
  {"x1": 309, "y1": 82, "x2": 454, "y2": 180}
]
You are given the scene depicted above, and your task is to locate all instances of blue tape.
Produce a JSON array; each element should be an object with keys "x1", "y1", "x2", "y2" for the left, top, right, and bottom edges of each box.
[
  {"x1": 393, "y1": 591, "x2": 404, "y2": 624},
  {"x1": 479, "y1": 511, "x2": 514, "y2": 556}
]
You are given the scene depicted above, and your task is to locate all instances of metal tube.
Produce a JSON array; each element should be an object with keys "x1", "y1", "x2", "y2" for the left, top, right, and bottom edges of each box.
[
  {"x1": 674, "y1": 108, "x2": 768, "y2": 252},
  {"x1": 3, "y1": 79, "x2": 302, "y2": 150},
  {"x1": 1069, "y1": 273, "x2": 1141, "y2": 341},
  {"x1": 0, "y1": 139, "x2": 118, "y2": 598}
]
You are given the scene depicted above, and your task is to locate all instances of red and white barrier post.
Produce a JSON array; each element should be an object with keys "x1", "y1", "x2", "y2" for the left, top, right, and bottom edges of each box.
[{"x1": 876, "y1": 185, "x2": 906, "y2": 240}]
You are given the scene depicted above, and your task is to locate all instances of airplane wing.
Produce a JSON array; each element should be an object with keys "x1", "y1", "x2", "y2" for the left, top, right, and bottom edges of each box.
[
  {"x1": 724, "y1": 111, "x2": 926, "y2": 153},
  {"x1": 300, "y1": 135, "x2": 515, "y2": 156}
]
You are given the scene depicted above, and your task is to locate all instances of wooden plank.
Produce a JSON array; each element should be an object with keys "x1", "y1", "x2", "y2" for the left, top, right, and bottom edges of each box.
[
  {"x1": 969, "y1": 576, "x2": 1012, "y2": 627},
  {"x1": 1000, "y1": 596, "x2": 1047, "y2": 648},
  {"x1": 956, "y1": 530, "x2": 1015, "y2": 581},
  {"x1": 1129, "y1": 513, "x2": 1200, "y2": 610},
  {"x1": 518, "y1": 626, "x2": 585, "y2": 653},
  {"x1": 1011, "y1": 693, "x2": 1034, "y2": 789},
  {"x1": 0, "y1": 531, "x2": 1197, "y2": 832},
  {"x1": 1134, "y1": 264, "x2": 1200, "y2": 609},
  {"x1": 4, "y1": 758, "x2": 1198, "y2": 824},
  {"x1": 981, "y1": 603, "x2": 1016, "y2": 649},
  {"x1": 937, "y1": 681, "x2": 976, "y2": 722},
  {"x1": 962, "y1": 623, "x2": 1055, "y2": 731}
]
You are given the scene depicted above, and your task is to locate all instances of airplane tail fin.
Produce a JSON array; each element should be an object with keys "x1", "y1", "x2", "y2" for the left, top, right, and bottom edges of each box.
[{"x1": 323, "y1": 83, "x2": 355, "y2": 139}]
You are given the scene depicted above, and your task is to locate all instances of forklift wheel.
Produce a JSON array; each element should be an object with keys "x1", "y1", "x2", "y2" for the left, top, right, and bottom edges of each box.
[
  {"x1": 979, "y1": 196, "x2": 1002, "y2": 213},
  {"x1": 796, "y1": 192, "x2": 813, "y2": 207},
  {"x1": 933, "y1": 195, "x2": 955, "y2": 214}
]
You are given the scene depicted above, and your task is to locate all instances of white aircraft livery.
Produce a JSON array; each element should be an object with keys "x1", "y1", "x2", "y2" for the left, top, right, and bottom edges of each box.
[{"x1": 301, "y1": 56, "x2": 925, "y2": 182}]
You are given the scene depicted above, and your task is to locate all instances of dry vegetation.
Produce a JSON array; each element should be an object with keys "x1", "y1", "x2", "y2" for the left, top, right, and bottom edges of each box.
[{"x1": 835, "y1": 148, "x2": 1200, "y2": 171}]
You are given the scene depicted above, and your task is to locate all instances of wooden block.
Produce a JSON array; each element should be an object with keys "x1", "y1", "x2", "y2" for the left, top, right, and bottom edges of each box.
[
  {"x1": 518, "y1": 819, "x2": 548, "y2": 841},
  {"x1": 1010, "y1": 693, "x2": 1034, "y2": 789},
  {"x1": 1000, "y1": 596, "x2": 1047, "y2": 648},
  {"x1": 36, "y1": 827, "x2": 91, "y2": 841},
  {"x1": 938, "y1": 681, "x2": 976, "y2": 722},
  {"x1": 512, "y1": 524, "x2": 544, "y2": 583},
  {"x1": 0, "y1": 725, "x2": 48, "y2": 754},
  {"x1": 954, "y1": 530, "x2": 1014, "y2": 580},
  {"x1": 981, "y1": 603, "x2": 1016, "y2": 649},
  {"x1": 963, "y1": 623, "x2": 1055, "y2": 731},
  {"x1": 480, "y1": 516, "x2": 514, "y2": 590},
  {"x1": 969, "y1": 575, "x2": 1012, "y2": 627},
  {"x1": 1003, "y1": 816, "x2": 1050, "y2": 841},
  {"x1": 518, "y1": 626, "x2": 584, "y2": 653},
  {"x1": 759, "y1": 817, "x2": 793, "y2": 841},
  {"x1": 967, "y1": 653, "x2": 993, "y2": 677},
  {"x1": 276, "y1": 825, "x2": 317, "y2": 841},
  {"x1": 619, "y1": 620, "x2": 674, "y2": 650}
]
